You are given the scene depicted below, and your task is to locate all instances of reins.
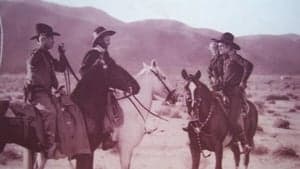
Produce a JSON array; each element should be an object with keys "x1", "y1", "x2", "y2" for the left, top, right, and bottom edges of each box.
[{"x1": 150, "y1": 70, "x2": 172, "y2": 94}]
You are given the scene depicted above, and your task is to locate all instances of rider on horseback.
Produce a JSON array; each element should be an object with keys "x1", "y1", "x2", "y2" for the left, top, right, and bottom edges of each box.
[
  {"x1": 24, "y1": 23, "x2": 67, "y2": 158},
  {"x1": 79, "y1": 26, "x2": 140, "y2": 150},
  {"x1": 209, "y1": 32, "x2": 254, "y2": 152}
]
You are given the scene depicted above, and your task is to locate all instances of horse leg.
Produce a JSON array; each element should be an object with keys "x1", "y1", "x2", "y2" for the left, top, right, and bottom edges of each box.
[
  {"x1": 24, "y1": 149, "x2": 34, "y2": 169},
  {"x1": 76, "y1": 153, "x2": 94, "y2": 169},
  {"x1": 189, "y1": 143, "x2": 201, "y2": 169},
  {"x1": 230, "y1": 142, "x2": 240, "y2": 169},
  {"x1": 214, "y1": 142, "x2": 223, "y2": 169},
  {"x1": 244, "y1": 137, "x2": 253, "y2": 169},
  {"x1": 244, "y1": 151, "x2": 250, "y2": 169},
  {"x1": 119, "y1": 144, "x2": 134, "y2": 169},
  {"x1": 33, "y1": 153, "x2": 47, "y2": 169}
]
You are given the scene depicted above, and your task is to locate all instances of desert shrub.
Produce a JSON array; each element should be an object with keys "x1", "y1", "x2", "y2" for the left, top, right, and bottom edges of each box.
[
  {"x1": 287, "y1": 93, "x2": 299, "y2": 100},
  {"x1": 288, "y1": 109, "x2": 296, "y2": 113},
  {"x1": 273, "y1": 118, "x2": 290, "y2": 129},
  {"x1": 268, "y1": 100, "x2": 276, "y2": 104},
  {"x1": 256, "y1": 125, "x2": 264, "y2": 132},
  {"x1": 266, "y1": 95, "x2": 289, "y2": 101},
  {"x1": 273, "y1": 146, "x2": 299, "y2": 158},
  {"x1": 295, "y1": 105, "x2": 300, "y2": 110},
  {"x1": 252, "y1": 145, "x2": 269, "y2": 155},
  {"x1": 171, "y1": 112, "x2": 182, "y2": 119}
]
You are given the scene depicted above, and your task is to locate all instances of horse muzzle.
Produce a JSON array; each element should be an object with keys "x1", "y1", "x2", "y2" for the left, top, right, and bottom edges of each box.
[{"x1": 165, "y1": 89, "x2": 178, "y2": 105}]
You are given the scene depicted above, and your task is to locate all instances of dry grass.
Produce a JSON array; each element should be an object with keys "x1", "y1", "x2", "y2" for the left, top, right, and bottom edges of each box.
[
  {"x1": 273, "y1": 146, "x2": 299, "y2": 158},
  {"x1": 256, "y1": 125, "x2": 264, "y2": 132},
  {"x1": 295, "y1": 105, "x2": 300, "y2": 110},
  {"x1": 266, "y1": 94, "x2": 290, "y2": 101},
  {"x1": 273, "y1": 118, "x2": 290, "y2": 129},
  {"x1": 267, "y1": 109, "x2": 275, "y2": 114},
  {"x1": 252, "y1": 145, "x2": 269, "y2": 155}
]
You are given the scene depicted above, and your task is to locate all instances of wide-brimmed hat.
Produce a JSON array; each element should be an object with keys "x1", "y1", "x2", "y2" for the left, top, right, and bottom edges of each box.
[
  {"x1": 30, "y1": 23, "x2": 60, "y2": 40},
  {"x1": 92, "y1": 26, "x2": 116, "y2": 47},
  {"x1": 212, "y1": 32, "x2": 240, "y2": 50}
]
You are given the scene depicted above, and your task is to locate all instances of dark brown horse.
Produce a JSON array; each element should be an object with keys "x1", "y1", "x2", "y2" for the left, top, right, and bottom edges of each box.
[
  {"x1": 181, "y1": 69, "x2": 258, "y2": 169},
  {"x1": 0, "y1": 61, "x2": 140, "y2": 169}
]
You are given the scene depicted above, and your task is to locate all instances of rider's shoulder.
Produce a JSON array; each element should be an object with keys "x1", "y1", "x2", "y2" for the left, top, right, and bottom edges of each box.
[
  {"x1": 28, "y1": 48, "x2": 43, "y2": 63},
  {"x1": 230, "y1": 53, "x2": 243, "y2": 61}
]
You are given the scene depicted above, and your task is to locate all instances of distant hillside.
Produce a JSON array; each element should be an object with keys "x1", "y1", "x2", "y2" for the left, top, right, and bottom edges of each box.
[{"x1": 1, "y1": 0, "x2": 300, "y2": 75}]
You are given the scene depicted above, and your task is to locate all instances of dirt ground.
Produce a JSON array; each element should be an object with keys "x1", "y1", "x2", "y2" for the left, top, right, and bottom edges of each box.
[{"x1": 0, "y1": 74, "x2": 300, "y2": 169}]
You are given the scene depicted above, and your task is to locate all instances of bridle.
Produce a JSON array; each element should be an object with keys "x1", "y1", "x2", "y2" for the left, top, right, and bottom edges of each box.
[
  {"x1": 114, "y1": 68, "x2": 176, "y2": 122},
  {"x1": 150, "y1": 69, "x2": 176, "y2": 103},
  {"x1": 185, "y1": 80, "x2": 214, "y2": 124}
]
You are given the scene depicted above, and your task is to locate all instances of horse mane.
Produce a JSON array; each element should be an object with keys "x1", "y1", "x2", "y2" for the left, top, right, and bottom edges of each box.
[{"x1": 195, "y1": 80, "x2": 228, "y2": 117}]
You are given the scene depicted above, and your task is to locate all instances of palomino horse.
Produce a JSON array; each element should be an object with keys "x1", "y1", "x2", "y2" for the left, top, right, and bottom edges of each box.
[
  {"x1": 115, "y1": 60, "x2": 176, "y2": 169},
  {"x1": 0, "y1": 60, "x2": 139, "y2": 169},
  {"x1": 181, "y1": 69, "x2": 258, "y2": 169}
]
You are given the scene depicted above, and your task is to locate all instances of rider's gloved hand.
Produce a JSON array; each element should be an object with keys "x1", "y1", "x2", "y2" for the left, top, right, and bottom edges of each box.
[
  {"x1": 127, "y1": 86, "x2": 133, "y2": 95},
  {"x1": 239, "y1": 82, "x2": 247, "y2": 90}
]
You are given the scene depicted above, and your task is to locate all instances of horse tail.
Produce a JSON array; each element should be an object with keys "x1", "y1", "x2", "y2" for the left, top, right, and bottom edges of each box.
[
  {"x1": 0, "y1": 100, "x2": 10, "y2": 116},
  {"x1": 246, "y1": 100, "x2": 258, "y2": 147}
]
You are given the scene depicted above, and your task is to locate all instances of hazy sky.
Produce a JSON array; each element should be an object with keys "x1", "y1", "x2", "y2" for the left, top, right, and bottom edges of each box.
[{"x1": 45, "y1": 0, "x2": 300, "y2": 36}]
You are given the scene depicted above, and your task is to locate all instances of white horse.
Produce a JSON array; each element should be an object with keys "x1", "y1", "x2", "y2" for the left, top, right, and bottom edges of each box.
[
  {"x1": 30, "y1": 60, "x2": 175, "y2": 169},
  {"x1": 115, "y1": 60, "x2": 175, "y2": 169}
]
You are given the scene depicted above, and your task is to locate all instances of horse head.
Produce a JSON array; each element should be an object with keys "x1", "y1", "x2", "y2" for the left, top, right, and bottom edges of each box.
[
  {"x1": 137, "y1": 60, "x2": 177, "y2": 104},
  {"x1": 181, "y1": 69, "x2": 212, "y2": 119},
  {"x1": 72, "y1": 60, "x2": 140, "y2": 104},
  {"x1": 106, "y1": 63, "x2": 140, "y2": 94}
]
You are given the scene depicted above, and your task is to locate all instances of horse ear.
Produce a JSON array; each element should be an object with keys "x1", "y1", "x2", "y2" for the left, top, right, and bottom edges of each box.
[
  {"x1": 150, "y1": 59, "x2": 157, "y2": 68},
  {"x1": 181, "y1": 69, "x2": 188, "y2": 80},
  {"x1": 142, "y1": 62, "x2": 148, "y2": 68},
  {"x1": 195, "y1": 70, "x2": 201, "y2": 80}
]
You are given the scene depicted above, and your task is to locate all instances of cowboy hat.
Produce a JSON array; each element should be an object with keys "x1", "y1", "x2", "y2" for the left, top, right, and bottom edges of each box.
[
  {"x1": 92, "y1": 26, "x2": 116, "y2": 47},
  {"x1": 212, "y1": 32, "x2": 240, "y2": 50},
  {"x1": 30, "y1": 23, "x2": 60, "y2": 40}
]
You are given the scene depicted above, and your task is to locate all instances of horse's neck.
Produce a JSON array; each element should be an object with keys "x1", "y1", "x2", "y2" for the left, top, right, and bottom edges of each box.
[
  {"x1": 134, "y1": 75, "x2": 153, "y2": 110},
  {"x1": 199, "y1": 91, "x2": 213, "y2": 120}
]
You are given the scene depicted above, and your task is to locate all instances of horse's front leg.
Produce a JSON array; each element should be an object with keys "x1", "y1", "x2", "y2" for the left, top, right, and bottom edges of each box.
[
  {"x1": 230, "y1": 142, "x2": 240, "y2": 169},
  {"x1": 214, "y1": 142, "x2": 223, "y2": 169},
  {"x1": 189, "y1": 142, "x2": 201, "y2": 169},
  {"x1": 119, "y1": 144, "x2": 134, "y2": 169},
  {"x1": 188, "y1": 131, "x2": 201, "y2": 169},
  {"x1": 33, "y1": 152, "x2": 47, "y2": 169}
]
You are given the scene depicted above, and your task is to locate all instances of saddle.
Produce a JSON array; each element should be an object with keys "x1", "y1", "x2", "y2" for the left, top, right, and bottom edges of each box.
[
  {"x1": 7, "y1": 91, "x2": 91, "y2": 158},
  {"x1": 212, "y1": 91, "x2": 250, "y2": 116}
]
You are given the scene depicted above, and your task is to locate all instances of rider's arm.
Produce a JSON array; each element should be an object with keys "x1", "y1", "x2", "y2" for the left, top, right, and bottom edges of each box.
[
  {"x1": 232, "y1": 54, "x2": 253, "y2": 84},
  {"x1": 52, "y1": 54, "x2": 67, "y2": 72},
  {"x1": 79, "y1": 51, "x2": 99, "y2": 77}
]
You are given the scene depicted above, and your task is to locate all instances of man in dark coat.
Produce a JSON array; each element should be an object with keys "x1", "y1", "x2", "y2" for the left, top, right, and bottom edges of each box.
[
  {"x1": 207, "y1": 40, "x2": 224, "y2": 91},
  {"x1": 212, "y1": 32, "x2": 253, "y2": 152},
  {"x1": 25, "y1": 23, "x2": 67, "y2": 158},
  {"x1": 79, "y1": 26, "x2": 139, "y2": 150}
]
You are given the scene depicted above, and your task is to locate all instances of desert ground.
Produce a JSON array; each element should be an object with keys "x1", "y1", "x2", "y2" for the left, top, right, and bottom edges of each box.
[{"x1": 0, "y1": 73, "x2": 300, "y2": 169}]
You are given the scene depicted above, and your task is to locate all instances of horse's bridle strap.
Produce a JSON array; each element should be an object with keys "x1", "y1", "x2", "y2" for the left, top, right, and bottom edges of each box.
[{"x1": 150, "y1": 70, "x2": 172, "y2": 94}]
